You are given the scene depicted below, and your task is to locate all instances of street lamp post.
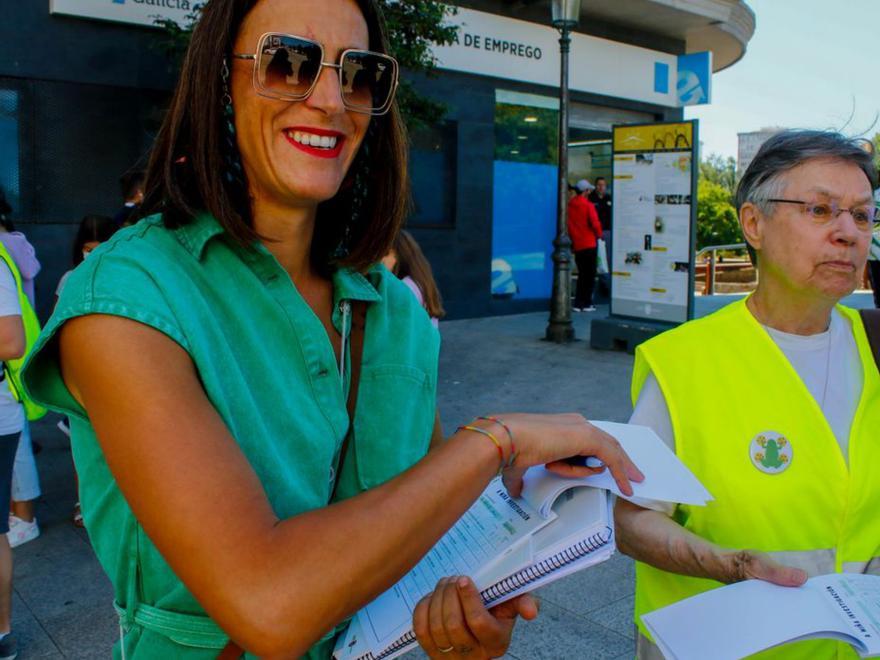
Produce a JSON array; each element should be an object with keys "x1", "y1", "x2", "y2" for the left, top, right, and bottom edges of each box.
[{"x1": 545, "y1": 0, "x2": 581, "y2": 343}]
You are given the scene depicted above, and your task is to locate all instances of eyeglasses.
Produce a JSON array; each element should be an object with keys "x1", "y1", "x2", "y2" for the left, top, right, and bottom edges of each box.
[
  {"x1": 767, "y1": 198, "x2": 880, "y2": 233},
  {"x1": 233, "y1": 32, "x2": 399, "y2": 116}
]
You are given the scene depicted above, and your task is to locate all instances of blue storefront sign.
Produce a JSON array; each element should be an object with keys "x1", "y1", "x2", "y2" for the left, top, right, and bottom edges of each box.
[{"x1": 676, "y1": 52, "x2": 712, "y2": 106}]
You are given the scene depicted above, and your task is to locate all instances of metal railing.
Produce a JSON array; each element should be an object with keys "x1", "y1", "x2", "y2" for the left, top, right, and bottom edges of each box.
[{"x1": 695, "y1": 243, "x2": 748, "y2": 295}]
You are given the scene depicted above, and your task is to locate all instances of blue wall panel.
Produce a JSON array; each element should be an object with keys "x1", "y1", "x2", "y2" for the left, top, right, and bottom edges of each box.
[{"x1": 491, "y1": 160, "x2": 558, "y2": 299}]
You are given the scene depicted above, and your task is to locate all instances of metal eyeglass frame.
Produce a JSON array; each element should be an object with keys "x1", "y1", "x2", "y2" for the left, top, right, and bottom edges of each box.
[
  {"x1": 767, "y1": 198, "x2": 880, "y2": 231},
  {"x1": 232, "y1": 32, "x2": 399, "y2": 116}
]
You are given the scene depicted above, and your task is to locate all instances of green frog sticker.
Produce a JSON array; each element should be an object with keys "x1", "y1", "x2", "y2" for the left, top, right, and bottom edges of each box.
[{"x1": 750, "y1": 433, "x2": 792, "y2": 474}]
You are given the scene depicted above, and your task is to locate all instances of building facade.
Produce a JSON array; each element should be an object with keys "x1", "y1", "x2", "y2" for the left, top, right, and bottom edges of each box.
[
  {"x1": 737, "y1": 127, "x2": 784, "y2": 176},
  {"x1": 0, "y1": 0, "x2": 754, "y2": 320}
]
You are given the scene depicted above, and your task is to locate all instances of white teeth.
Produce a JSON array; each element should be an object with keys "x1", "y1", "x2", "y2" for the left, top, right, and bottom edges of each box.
[{"x1": 287, "y1": 130, "x2": 338, "y2": 150}]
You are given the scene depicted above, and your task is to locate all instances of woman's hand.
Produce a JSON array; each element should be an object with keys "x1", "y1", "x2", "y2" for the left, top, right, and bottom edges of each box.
[
  {"x1": 472, "y1": 413, "x2": 643, "y2": 498},
  {"x1": 413, "y1": 576, "x2": 538, "y2": 659}
]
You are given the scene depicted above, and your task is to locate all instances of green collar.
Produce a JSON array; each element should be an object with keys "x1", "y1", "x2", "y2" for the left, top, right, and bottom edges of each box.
[
  {"x1": 173, "y1": 213, "x2": 225, "y2": 260},
  {"x1": 173, "y1": 212, "x2": 382, "y2": 303},
  {"x1": 332, "y1": 265, "x2": 383, "y2": 305}
]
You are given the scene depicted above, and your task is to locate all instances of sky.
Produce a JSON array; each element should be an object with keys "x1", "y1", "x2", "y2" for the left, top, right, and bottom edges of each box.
[{"x1": 685, "y1": 0, "x2": 880, "y2": 160}]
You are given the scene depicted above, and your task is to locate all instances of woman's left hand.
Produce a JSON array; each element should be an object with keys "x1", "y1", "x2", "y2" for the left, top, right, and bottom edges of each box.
[{"x1": 413, "y1": 576, "x2": 539, "y2": 659}]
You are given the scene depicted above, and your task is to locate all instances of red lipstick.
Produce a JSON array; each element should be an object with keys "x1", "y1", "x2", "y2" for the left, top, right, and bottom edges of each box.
[{"x1": 284, "y1": 126, "x2": 345, "y2": 159}]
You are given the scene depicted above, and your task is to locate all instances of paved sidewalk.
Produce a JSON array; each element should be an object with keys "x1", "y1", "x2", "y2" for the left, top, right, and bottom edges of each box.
[{"x1": 10, "y1": 293, "x2": 875, "y2": 658}]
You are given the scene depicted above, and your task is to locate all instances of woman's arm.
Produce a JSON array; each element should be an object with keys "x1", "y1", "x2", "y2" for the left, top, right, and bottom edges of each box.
[
  {"x1": 430, "y1": 407, "x2": 444, "y2": 450},
  {"x1": 0, "y1": 315, "x2": 24, "y2": 362},
  {"x1": 614, "y1": 499, "x2": 808, "y2": 585},
  {"x1": 60, "y1": 315, "x2": 641, "y2": 658}
]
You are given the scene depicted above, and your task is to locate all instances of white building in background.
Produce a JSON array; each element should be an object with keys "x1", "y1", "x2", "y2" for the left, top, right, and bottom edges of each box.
[{"x1": 737, "y1": 127, "x2": 784, "y2": 174}]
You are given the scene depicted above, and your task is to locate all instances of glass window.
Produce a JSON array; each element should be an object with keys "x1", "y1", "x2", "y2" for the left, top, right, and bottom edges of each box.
[
  {"x1": 409, "y1": 121, "x2": 457, "y2": 227},
  {"x1": 569, "y1": 133, "x2": 612, "y2": 191},
  {"x1": 0, "y1": 89, "x2": 19, "y2": 216},
  {"x1": 494, "y1": 103, "x2": 559, "y2": 165},
  {"x1": 491, "y1": 93, "x2": 561, "y2": 299}
]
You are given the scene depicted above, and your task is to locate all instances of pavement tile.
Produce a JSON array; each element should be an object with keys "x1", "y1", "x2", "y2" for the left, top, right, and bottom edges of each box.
[
  {"x1": 14, "y1": 536, "x2": 112, "y2": 623},
  {"x1": 508, "y1": 599, "x2": 633, "y2": 660},
  {"x1": 38, "y1": 604, "x2": 118, "y2": 659},
  {"x1": 586, "y1": 595, "x2": 636, "y2": 640},
  {"x1": 10, "y1": 591, "x2": 62, "y2": 659},
  {"x1": 536, "y1": 553, "x2": 635, "y2": 618}
]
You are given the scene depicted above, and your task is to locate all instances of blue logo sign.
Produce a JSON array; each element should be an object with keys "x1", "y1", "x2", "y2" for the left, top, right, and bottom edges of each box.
[
  {"x1": 677, "y1": 52, "x2": 712, "y2": 106},
  {"x1": 112, "y1": 0, "x2": 125, "y2": 4},
  {"x1": 653, "y1": 62, "x2": 669, "y2": 95}
]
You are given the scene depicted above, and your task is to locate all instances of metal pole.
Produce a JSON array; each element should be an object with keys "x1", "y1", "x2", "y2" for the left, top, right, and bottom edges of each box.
[
  {"x1": 545, "y1": 25, "x2": 575, "y2": 343},
  {"x1": 709, "y1": 250, "x2": 717, "y2": 296}
]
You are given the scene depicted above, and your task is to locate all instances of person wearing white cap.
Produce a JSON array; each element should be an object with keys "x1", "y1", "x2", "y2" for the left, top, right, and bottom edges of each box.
[{"x1": 568, "y1": 179, "x2": 603, "y2": 311}]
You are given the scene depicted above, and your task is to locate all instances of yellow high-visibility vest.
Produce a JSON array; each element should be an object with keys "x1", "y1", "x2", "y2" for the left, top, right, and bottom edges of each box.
[
  {"x1": 0, "y1": 242, "x2": 46, "y2": 421},
  {"x1": 631, "y1": 299, "x2": 880, "y2": 659}
]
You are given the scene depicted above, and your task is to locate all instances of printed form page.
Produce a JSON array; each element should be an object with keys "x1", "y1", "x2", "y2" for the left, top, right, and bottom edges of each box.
[{"x1": 357, "y1": 479, "x2": 553, "y2": 652}]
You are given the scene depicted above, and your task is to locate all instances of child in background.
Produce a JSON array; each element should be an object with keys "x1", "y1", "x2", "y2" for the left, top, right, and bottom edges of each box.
[
  {"x1": 382, "y1": 230, "x2": 445, "y2": 328},
  {"x1": 0, "y1": 193, "x2": 40, "y2": 308},
  {"x1": 54, "y1": 215, "x2": 117, "y2": 528},
  {"x1": 55, "y1": 215, "x2": 117, "y2": 302}
]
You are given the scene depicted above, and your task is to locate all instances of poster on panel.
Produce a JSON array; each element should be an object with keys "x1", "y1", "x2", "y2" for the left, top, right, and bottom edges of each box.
[{"x1": 609, "y1": 121, "x2": 698, "y2": 324}]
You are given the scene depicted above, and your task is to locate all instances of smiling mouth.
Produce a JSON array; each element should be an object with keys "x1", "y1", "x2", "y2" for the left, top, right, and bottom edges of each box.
[{"x1": 284, "y1": 128, "x2": 345, "y2": 159}]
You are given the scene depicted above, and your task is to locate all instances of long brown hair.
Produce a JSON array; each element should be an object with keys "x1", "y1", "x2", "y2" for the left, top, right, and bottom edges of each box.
[
  {"x1": 391, "y1": 230, "x2": 445, "y2": 320},
  {"x1": 141, "y1": 0, "x2": 409, "y2": 273}
]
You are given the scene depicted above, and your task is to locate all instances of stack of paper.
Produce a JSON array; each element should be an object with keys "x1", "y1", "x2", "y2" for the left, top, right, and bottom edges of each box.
[{"x1": 643, "y1": 573, "x2": 880, "y2": 659}]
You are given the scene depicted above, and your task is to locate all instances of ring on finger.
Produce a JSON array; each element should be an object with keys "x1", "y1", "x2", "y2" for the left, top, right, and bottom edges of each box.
[{"x1": 438, "y1": 645, "x2": 455, "y2": 653}]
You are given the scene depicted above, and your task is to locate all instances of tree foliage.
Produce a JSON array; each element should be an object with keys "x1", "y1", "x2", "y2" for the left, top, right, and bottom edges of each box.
[
  {"x1": 698, "y1": 154, "x2": 736, "y2": 194},
  {"x1": 153, "y1": 1, "x2": 459, "y2": 129},
  {"x1": 697, "y1": 154, "x2": 742, "y2": 249}
]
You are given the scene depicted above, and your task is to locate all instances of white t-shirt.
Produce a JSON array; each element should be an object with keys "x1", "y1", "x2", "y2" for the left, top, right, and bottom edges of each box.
[
  {"x1": 630, "y1": 309, "x2": 863, "y2": 514},
  {"x1": 0, "y1": 263, "x2": 24, "y2": 436}
]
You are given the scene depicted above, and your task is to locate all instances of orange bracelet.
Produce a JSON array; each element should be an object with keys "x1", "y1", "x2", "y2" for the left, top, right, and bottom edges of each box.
[
  {"x1": 477, "y1": 416, "x2": 517, "y2": 469},
  {"x1": 458, "y1": 425, "x2": 504, "y2": 469}
]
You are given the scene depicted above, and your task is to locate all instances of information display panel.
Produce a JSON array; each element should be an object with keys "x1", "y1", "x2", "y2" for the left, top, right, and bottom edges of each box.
[{"x1": 609, "y1": 121, "x2": 698, "y2": 324}]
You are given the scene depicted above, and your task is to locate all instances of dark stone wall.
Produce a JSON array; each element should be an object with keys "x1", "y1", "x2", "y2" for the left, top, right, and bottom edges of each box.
[
  {"x1": 0, "y1": 4, "x2": 176, "y2": 319},
  {"x1": 0, "y1": 1, "x2": 178, "y2": 90}
]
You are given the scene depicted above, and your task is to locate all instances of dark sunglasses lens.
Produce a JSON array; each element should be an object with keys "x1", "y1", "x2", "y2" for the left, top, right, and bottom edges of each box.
[
  {"x1": 341, "y1": 51, "x2": 396, "y2": 111},
  {"x1": 258, "y1": 35, "x2": 322, "y2": 97}
]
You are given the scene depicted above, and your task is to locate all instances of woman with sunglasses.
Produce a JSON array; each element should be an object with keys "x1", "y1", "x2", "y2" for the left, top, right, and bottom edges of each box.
[{"x1": 22, "y1": 1, "x2": 641, "y2": 658}]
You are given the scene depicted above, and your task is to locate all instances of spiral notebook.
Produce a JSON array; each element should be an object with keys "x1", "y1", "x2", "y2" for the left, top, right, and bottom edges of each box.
[{"x1": 333, "y1": 468, "x2": 616, "y2": 660}]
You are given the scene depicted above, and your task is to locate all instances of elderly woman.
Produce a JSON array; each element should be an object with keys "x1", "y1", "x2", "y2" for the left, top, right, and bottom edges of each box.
[
  {"x1": 21, "y1": 1, "x2": 641, "y2": 659},
  {"x1": 615, "y1": 130, "x2": 880, "y2": 659}
]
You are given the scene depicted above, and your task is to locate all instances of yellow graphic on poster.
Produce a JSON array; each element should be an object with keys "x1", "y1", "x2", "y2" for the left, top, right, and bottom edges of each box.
[{"x1": 613, "y1": 123, "x2": 693, "y2": 153}]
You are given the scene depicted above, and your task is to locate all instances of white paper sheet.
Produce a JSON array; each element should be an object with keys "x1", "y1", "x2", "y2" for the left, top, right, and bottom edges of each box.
[
  {"x1": 643, "y1": 574, "x2": 880, "y2": 660},
  {"x1": 584, "y1": 421, "x2": 713, "y2": 506}
]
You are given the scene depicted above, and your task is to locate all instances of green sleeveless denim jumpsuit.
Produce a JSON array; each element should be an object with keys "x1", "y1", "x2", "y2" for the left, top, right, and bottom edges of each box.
[{"x1": 22, "y1": 214, "x2": 440, "y2": 659}]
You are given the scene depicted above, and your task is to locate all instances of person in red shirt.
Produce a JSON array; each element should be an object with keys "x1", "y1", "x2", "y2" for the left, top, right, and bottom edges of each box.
[{"x1": 567, "y1": 179, "x2": 603, "y2": 311}]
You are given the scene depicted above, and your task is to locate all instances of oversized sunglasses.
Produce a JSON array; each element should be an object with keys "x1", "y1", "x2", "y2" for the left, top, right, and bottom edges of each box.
[{"x1": 232, "y1": 32, "x2": 399, "y2": 116}]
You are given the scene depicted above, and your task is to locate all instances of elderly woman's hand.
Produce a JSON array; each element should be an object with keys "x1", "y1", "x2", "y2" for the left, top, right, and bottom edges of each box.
[
  {"x1": 717, "y1": 549, "x2": 807, "y2": 586},
  {"x1": 413, "y1": 576, "x2": 538, "y2": 659}
]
